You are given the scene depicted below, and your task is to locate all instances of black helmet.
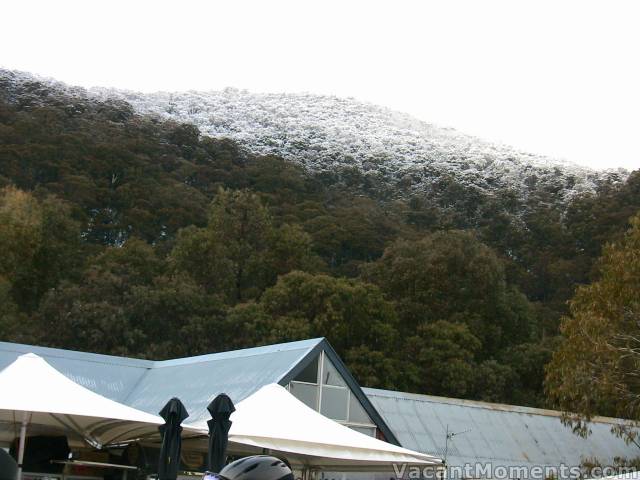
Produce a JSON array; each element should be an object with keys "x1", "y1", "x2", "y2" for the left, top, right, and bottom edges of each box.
[{"x1": 218, "y1": 455, "x2": 294, "y2": 480}]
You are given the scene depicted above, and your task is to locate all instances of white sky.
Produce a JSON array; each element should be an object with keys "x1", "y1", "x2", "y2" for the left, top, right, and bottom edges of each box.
[{"x1": 1, "y1": 0, "x2": 638, "y2": 171}]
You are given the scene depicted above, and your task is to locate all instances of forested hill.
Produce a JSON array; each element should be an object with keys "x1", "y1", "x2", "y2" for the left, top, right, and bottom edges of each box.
[
  {"x1": 3, "y1": 69, "x2": 629, "y2": 207},
  {"x1": 1, "y1": 69, "x2": 639, "y2": 409},
  {"x1": 100, "y1": 85, "x2": 622, "y2": 204}
]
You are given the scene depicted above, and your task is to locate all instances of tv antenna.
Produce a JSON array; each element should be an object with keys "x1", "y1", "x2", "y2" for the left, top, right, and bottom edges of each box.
[{"x1": 443, "y1": 424, "x2": 471, "y2": 467}]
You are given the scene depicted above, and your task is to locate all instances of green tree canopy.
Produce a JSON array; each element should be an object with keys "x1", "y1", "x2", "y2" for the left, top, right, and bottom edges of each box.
[
  {"x1": 363, "y1": 231, "x2": 537, "y2": 352},
  {"x1": 36, "y1": 239, "x2": 225, "y2": 357},
  {"x1": 171, "y1": 189, "x2": 321, "y2": 304},
  {"x1": 260, "y1": 271, "x2": 399, "y2": 354},
  {"x1": 230, "y1": 271, "x2": 403, "y2": 389},
  {"x1": 0, "y1": 187, "x2": 82, "y2": 311},
  {"x1": 406, "y1": 319, "x2": 482, "y2": 398},
  {"x1": 546, "y1": 213, "x2": 640, "y2": 434}
]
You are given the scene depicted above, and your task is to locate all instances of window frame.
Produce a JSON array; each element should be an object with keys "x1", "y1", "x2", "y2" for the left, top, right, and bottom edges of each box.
[{"x1": 287, "y1": 351, "x2": 377, "y2": 435}]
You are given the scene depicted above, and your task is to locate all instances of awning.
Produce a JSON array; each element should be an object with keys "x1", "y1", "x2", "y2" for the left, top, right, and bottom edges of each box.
[{"x1": 188, "y1": 384, "x2": 442, "y2": 472}]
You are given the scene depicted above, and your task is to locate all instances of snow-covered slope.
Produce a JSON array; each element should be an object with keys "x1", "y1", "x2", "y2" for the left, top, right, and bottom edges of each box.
[
  {"x1": 92, "y1": 88, "x2": 627, "y2": 202},
  {"x1": 1, "y1": 69, "x2": 628, "y2": 202}
]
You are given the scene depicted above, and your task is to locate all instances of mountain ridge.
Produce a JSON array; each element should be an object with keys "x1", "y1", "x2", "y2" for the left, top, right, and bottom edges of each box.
[
  {"x1": 94, "y1": 86, "x2": 628, "y2": 203},
  {"x1": 1, "y1": 68, "x2": 629, "y2": 205}
]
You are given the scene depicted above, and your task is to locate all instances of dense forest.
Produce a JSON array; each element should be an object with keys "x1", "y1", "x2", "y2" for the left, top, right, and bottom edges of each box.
[{"x1": 1, "y1": 75, "x2": 639, "y2": 410}]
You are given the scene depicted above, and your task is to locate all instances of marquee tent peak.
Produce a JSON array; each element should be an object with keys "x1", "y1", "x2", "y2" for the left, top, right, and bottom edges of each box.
[
  {"x1": 0, "y1": 352, "x2": 202, "y2": 479},
  {"x1": 0, "y1": 352, "x2": 166, "y2": 443},
  {"x1": 188, "y1": 383, "x2": 442, "y2": 471}
]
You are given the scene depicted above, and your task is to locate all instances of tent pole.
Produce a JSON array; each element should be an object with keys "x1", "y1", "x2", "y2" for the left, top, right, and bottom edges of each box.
[{"x1": 16, "y1": 411, "x2": 28, "y2": 480}]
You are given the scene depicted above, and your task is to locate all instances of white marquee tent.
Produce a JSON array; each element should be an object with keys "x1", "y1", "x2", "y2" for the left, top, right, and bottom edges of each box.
[
  {"x1": 0, "y1": 353, "x2": 198, "y2": 479},
  {"x1": 189, "y1": 384, "x2": 442, "y2": 472}
]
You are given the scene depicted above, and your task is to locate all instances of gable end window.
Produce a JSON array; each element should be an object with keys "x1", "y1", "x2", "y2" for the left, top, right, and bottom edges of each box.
[{"x1": 288, "y1": 351, "x2": 377, "y2": 436}]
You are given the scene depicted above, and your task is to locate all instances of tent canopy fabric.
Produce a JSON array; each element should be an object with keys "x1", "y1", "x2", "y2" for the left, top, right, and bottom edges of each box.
[
  {"x1": 189, "y1": 384, "x2": 442, "y2": 471},
  {"x1": 0, "y1": 353, "x2": 197, "y2": 447}
]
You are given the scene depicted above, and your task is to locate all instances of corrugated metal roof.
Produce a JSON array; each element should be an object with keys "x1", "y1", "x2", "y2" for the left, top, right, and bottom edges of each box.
[
  {"x1": 125, "y1": 339, "x2": 324, "y2": 423},
  {"x1": 0, "y1": 339, "x2": 322, "y2": 421},
  {"x1": 364, "y1": 388, "x2": 639, "y2": 474}
]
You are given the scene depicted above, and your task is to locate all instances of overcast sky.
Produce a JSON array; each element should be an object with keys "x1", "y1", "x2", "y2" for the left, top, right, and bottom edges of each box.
[{"x1": 1, "y1": 0, "x2": 638, "y2": 171}]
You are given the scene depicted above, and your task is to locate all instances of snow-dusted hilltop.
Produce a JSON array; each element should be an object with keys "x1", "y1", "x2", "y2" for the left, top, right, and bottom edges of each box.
[
  {"x1": 92, "y1": 87, "x2": 626, "y2": 202},
  {"x1": 1, "y1": 69, "x2": 628, "y2": 202}
]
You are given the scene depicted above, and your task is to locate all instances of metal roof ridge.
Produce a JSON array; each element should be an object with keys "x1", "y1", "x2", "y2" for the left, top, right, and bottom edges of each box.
[
  {"x1": 0, "y1": 341, "x2": 154, "y2": 369},
  {"x1": 363, "y1": 387, "x2": 635, "y2": 426},
  {"x1": 149, "y1": 338, "x2": 325, "y2": 368},
  {"x1": 0, "y1": 338, "x2": 325, "y2": 370}
]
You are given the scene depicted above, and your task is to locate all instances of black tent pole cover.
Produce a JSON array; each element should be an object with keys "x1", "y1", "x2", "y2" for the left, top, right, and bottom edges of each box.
[{"x1": 158, "y1": 398, "x2": 189, "y2": 480}]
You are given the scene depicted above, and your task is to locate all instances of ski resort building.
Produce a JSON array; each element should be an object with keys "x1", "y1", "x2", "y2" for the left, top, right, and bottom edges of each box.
[{"x1": 0, "y1": 338, "x2": 638, "y2": 479}]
